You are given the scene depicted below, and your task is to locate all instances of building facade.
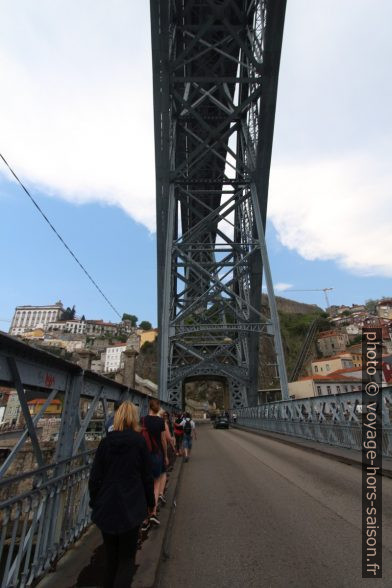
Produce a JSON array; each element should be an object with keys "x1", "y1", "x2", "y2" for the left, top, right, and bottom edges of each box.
[
  {"x1": 104, "y1": 344, "x2": 127, "y2": 372},
  {"x1": 317, "y1": 330, "x2": 350, "y2": 357},
  {"x1": 9, "y1": 302, "x2": 64, "y2": 336},
  {"x1": 46, "y1": 319, "x2": 86, "y2": 334},
  {"x1": 137, "y1": 328, "x2": 158, "y2": 347},
  {"x1": 311, "y1": 355, "x2": 354, "y2": 376},
  {"x1": 288, "y1": 373, "x2": 362, "y2": 399},
  {"x1": 3, "y1": 391, "x2": 22, "y2": 425},
  {"x1": 27, "y1": 398, "x2": 62, "y2": 417},
  {"x1": 376, "y1": 299, "x2": 392, "y2": 320}
]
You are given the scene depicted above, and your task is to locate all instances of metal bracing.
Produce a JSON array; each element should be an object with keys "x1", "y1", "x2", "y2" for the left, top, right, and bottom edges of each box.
[
  {"x1": 151, "y1": 0, "x2": 289, "y2": 407},
  {"x1": 233, "y1": 388, "x2": 392, "y2": 457},
  {"x1": 0, "y1": 333, "x2": 173, "y2": 588}
]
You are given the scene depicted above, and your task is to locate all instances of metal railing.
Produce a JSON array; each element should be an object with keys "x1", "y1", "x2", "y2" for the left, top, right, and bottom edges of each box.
[
  {"x1": 0, "y1": 333, "x2": 174, "y2": 587},
  {"x1": 234, "y1": 388, "x2": 392, "y2": 456},
  {"x1": 0, "y1": 453, "x2": 93, "y2": 588}
]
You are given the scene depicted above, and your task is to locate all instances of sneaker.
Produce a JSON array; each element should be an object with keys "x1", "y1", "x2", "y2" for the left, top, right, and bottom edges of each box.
[
  {"x1": 159, "y1": 494, "x2": 167, "y2": 505},
  {"x1": 149, "y1": 514, "x2": 160, "y2": 526},
  {"x1": 141, "y1": 520, "x2": 150, "y2": 532}
]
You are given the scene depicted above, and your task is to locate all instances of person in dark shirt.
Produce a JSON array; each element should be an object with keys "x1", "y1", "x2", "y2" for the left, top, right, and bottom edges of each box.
[
  {"x1": 89, "y1": 401, "x2": 155, "y2": 588},
  {"x1": 143, "y1": 398, "x2": 168, "y2": 526}
]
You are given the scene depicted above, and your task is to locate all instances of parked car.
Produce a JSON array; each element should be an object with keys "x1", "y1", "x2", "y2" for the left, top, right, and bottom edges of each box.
[{"x1": 214, "y1": 416, "x2": 229, "y2": 429}]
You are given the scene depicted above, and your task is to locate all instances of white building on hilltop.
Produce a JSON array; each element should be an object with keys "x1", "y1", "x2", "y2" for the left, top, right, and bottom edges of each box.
[
  {"x1": 9, "y1": 302, "x2": 64, "y2": 336},
  {"x1": 104, "y1": 344, "x2": 127, "y2": 373},
  {"x1": 46, "y1": 319, "x2": 86, "y2": 334}
]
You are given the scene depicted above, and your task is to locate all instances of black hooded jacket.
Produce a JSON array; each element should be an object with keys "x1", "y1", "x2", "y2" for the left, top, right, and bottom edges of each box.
[{"x1": 88, "y1": 429, "x2": 155, "y2": 534}]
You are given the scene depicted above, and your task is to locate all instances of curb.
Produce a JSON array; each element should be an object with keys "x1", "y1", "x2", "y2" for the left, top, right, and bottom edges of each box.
[
  {"x1": 132, "y1": 457, "x2": 184, "y2": 588},
  {"x1": 35, "y1": 524, "x2": 102, "y2": 588},
  {"x1": 233, "y1": 425, "x2": 392, "y2": 479}
]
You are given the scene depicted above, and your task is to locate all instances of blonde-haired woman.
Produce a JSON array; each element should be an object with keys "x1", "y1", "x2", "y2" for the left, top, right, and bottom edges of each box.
[{"x1": 89, "y1": 401, "x2": 155, "y2": 588}]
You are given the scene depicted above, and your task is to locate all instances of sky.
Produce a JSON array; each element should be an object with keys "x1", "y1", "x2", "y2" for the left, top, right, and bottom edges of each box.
[{"x1": 0, "y1": 0, "x2": 391, "y2": 329}]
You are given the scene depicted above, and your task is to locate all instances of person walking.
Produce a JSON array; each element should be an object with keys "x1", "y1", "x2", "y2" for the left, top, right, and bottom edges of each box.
[
  {"x1": 180, "y1": 412, "x2": 196, "y2": 463},
  {"x1": 157, "y1": 409, "x2": 175, "y2": 504},
  {"x1": 142, "y1": 398, "x2": 169, "y2": 526},
  {"x1": 89, "y1": 401, "x2": 155, "y2": 588},
  {"x1": 173, "y1": 413, "x2": 184, "y2": 456},
  {"x1": 104, "y1": 400, "x2": 120, "y2": 434}
]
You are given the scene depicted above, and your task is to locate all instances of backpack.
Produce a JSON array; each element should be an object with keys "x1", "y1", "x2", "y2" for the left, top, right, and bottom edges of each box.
[
  {"x1": 184, "y1": 419, "x2": 192, "y2": 436},
  {"x1": 141, "y1": 417, "x2": 160, "y2": 454},
  {"x1": 174, "y1": 418, "x2": 183, "y2": 436}
]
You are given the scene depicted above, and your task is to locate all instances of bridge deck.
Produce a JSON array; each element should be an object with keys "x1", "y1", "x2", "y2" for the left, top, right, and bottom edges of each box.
[{"x1": 157, "y1": 425, "x2": 392, "y2": 587}]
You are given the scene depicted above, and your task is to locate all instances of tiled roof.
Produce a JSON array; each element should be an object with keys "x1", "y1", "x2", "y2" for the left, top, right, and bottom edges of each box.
[
  {"x1": 28, "y1": 398, "x2": 62, "y2": 405},
  {"x1": 298, "y1": 373, "x2": 361, "y2": 383},
  {"x1": 312, "y1": 352, "x2": 352, "y2": 362},
  {"x1": 328, "y1": 367, "x2": 362, "y2": 375}
]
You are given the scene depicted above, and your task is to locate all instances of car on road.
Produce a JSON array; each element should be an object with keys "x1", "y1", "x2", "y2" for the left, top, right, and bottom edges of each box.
[{"x1": 214, "y1": 416, "x2": 229, "y2": 429}]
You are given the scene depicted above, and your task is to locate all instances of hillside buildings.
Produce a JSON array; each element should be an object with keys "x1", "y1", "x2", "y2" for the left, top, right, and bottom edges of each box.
[
  {"x1": 376, "y1": 299, "x2": 392, "y2": 320},
  {"x1": 316, "y1": 330, "x2": 350, "y2": 357},
  {"x1": 9, "y1": 302, "x2": 64, "y2": 336}
]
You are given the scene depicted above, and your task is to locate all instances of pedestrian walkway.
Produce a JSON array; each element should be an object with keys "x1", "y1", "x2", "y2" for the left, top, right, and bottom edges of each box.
[{"x1": 156, "y1": 424, "x2": 392, "y2": 588}]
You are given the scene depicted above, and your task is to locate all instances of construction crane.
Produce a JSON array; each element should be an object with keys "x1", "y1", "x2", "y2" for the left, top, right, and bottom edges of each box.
[{"x1": 285, "y1": 288, "x2": 333, "y2": 309}]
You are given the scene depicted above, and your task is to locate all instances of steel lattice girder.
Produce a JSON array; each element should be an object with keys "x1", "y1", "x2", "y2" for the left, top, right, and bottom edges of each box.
[{"x1": 151, "y1": 0, "x2": 289, "y2": 407}]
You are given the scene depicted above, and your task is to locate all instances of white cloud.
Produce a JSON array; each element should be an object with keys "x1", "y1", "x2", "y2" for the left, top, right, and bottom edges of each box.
[
  {"x1": 274, "y1": 283, "x2": 293, "y2": 292},
  {"x1": 0, "y1": 0, "x2": 156, "y2": 230},
  {"x1": 269, "y1": 154, "x2": 392, "y2": 277},
  {"x1": 1, "y1": 0, "x2": 391, "y2": 284},
  {"x1": 262, "y1": 283, "x2": 293, "y2": 292}
]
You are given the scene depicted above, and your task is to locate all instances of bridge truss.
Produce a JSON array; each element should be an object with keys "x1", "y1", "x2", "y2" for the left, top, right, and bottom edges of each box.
[{"x1": 151, "y1": 0, "x2": 289, "y2": 406}]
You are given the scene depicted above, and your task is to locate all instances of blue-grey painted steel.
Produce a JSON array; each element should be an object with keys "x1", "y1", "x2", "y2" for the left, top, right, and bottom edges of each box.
[
  {"x1": 152, "y1": 0, "x2": 289, "y2": 408},
  {"x1": 0, "y1": 453, "x2": 94, "y2": 588},
  {"x1": 233, "y1": 388, "x2": 392, "y2": 456},
  {"x1": 0, "y1": 333, "x2": 173, "y2": 587}
]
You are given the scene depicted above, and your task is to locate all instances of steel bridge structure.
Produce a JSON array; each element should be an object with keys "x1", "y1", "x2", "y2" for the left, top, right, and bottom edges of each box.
[
  {"x1": 0, "y1": 333, "x2": 173, "y2": 588},
  {"x1": 152, "y1": 0, "x2": 289, "y2": 407}
]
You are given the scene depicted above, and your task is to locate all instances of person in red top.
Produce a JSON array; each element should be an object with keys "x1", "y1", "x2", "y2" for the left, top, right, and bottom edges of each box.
[{"x1": 173, "y1": 413, "x2": 184, "y2": 456}]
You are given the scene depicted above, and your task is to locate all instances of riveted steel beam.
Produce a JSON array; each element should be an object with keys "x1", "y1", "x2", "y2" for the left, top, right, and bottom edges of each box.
[{"x1": 152, "y1": 0, "x2": 288, "y2": 407}]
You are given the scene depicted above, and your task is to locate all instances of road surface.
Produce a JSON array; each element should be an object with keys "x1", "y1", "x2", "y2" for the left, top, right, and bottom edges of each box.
[{"x1": 157, "y1": 424, "x2": 392, "y2": 587}]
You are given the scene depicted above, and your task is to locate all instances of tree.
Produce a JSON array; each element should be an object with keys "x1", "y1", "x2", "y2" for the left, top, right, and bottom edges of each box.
[
  {"x1": 122, "y1": 313, "x2": 138, "y2": 326},
  {"x1": 81, "y1": 314, "x2": 86, "y2": 321},
  {"x1": 62, "y1": 305, "x2": 76, "y2": 320},
  {"x1": 365, "y1": 299, "x2": 378, "y2": 314},
  {"x1": 139, "y1": 320, "x2": 152, "y2": 331}
]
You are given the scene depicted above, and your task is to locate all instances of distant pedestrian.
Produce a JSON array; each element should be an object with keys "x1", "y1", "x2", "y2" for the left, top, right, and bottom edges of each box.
[
  {"x1": 174, "y1": 413, "x2": 184, "y2": 456},
  {"x1": 104, "y1": 401, "x2": 121, "y2": 434},
  {"x1": 89, "y1": 401, "x2": 155, "y2": 588},
  {"x1": 180, "y1": 412, "x2": 196, "y2": 462},
  {"x1": 142, "y1": 398, "x2": 169, "y2": 526}
]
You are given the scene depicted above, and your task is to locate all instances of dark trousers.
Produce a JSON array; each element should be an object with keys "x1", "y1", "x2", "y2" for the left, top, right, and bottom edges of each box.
[
  {"x1": 175, "y1": 434, "x2": 183, "y2": 452},
  {"x1": 102, "y1": 527, "x2": 139, "y2": 588}
]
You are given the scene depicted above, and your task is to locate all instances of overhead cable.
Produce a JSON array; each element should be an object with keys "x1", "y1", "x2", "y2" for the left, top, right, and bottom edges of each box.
[{"x1": 0, "y1": 153, "x2": 122, "y2": 320}]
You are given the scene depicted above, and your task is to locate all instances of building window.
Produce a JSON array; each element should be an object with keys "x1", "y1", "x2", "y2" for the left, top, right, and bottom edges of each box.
[
  {"x1": 327, "y1": 385, "x2": 332, "y2": 395},
  {"x1": 314, "y1": 366, "x2": 318, "y2": 372},
  {"x1": 316, "y1": 386, "x2": 322, "y2": 396},
  {"x1": 336, "y1": 385, "x2": 341, "y2": 394}
]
